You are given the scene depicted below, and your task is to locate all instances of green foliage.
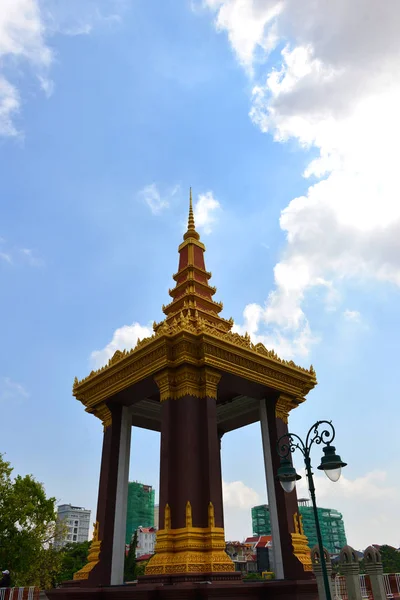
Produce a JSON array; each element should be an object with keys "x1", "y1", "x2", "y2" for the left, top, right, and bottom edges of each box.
[
  {"x1": 0, "y1": 453, "x2": 59, "y2": 587},
  {"x1": 124, "y1": 531, "x2": 138, "y2": 582},
  {"x1": 243, "y1": 572, "x2": 263, "y2": 580},
  {"x1": 136, "y1": 560, "x2": 148, "y2": 577},
  {"x1": 23, "y1": 546, "x2": 63, "y2": 590},
  {"x1": 57, "y1": 541, "x2": 91, "y2": 584},
  {"x1": 380, "y1": 545, "x2": 400, "y2": 573}
]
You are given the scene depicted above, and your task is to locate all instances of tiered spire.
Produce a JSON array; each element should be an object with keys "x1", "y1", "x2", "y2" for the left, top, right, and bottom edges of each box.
[
  {"x1": 154, "y1": 189, "x2": 233, "y2": 334},
  {"x1": 185, "y1": 188, "x2": 197, "y2": 237}
]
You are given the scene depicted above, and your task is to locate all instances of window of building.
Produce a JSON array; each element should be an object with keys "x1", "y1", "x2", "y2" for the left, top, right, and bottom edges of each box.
[
  {"x1": 73, "y1": 535, "x2": 77, "y2": 541},
  {"x1": 74, "y1": 521, "x2": 79, "y2": 526},
  {"x1": 74, "y1": 528, "x2": 77, "y2": 533}
]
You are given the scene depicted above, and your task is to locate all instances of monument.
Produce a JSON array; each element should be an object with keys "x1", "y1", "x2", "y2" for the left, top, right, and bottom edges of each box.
[{"x1": 49, "y1": 191, "x2": 319, "y2": 599}]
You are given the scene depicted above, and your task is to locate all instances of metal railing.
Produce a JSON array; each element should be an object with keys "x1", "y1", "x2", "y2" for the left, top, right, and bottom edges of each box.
[
  {"x1": 383, "y1": 574, "x2": 394, "y2": 598},
  {"x1": 0, "y1": 589, "x2": 38, "y2": 600},
  {"x1": 332, "y1": 574, "x2": 400, "y2": 599},
  {"x1": 334, "y1": 575, "x2": 347, "y2": 599}
]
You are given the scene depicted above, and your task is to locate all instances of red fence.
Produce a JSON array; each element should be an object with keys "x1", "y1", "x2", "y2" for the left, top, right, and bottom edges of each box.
[
  {"x1": 0, "y1": 588, "x2": 40, "y2": 600},
  {"x1": 332, "y1": 574, "x2": 400, "y2": 599}
]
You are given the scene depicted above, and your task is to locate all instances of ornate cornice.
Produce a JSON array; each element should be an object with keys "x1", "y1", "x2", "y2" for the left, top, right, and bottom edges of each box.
[
  {"x1": 154, "y1": 366, "x2": 221, "y2": 401},
  {"x1": 172, "y1": 265, "x2": 212, "y2": 282},
  {"x1": 275, "y1": 393, "x2": 298, "y2": 424},
  {"x1": 73, "y1": 320, "x2": 316, "y2": 422}
]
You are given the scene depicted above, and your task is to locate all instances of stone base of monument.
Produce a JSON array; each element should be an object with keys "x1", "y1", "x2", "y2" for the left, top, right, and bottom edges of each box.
[{"x1": 48, "y1": 578, "x2": 318, "y2": 600}]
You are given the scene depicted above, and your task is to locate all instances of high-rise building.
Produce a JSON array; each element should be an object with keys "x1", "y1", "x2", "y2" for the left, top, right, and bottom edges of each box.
[
  {"x1": 55, "y1": 504, "x2": 91, "y2": 548},
  {"x1": 125, "y1": 482, "x2": 155, "y2": 545},
  {"x1": 251, "y1": 501, "x2": 347, "y2": 555}
]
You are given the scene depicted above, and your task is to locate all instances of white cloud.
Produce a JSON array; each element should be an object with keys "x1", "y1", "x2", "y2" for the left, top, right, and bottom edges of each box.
[
  {"x1": 201, "y1": 0, "x2": 283, "y2": 72},
  {"x1": 194, "y1": 191, "x2": 221, "y2": 234},
  {"x1": 296, "y1": 469, "x2": 400, "y2": 550},
  {"x1": 139, "y1": 184, "x2": 169, "y2": 215},
  {"x1": 0, "y1": 0, "x2": 51, "y2": 137},
  {"x1": 0, "y1": 0, "x2": 125, "y2": 137},
  {"x1": 0, "y1": 251, "x2": 12, "y2": 264},
  {"x1": 343, "y1": 309, "x2": 361, "y2": 322},
  {"x1": 0, "y1": 241, "x2": 44, "y2": 267},
  {"x1": 19, "y1": 247, "x2": 44, "y2": 267},
  {"x1": 90, "y1": 321, "x2": 153, "y2": 368},
  {"x1": 139, "y1": 183, "x2": 180, "y2": 215},
  {"x1": 223, "y1": 479, "x2": 260, "y2": 509},
  {"x1": 223, "y1": 479, "x2": 260, "y2": 541},
  {"x1": 0, "y1": 377, "x2": 29, "y2": 404},
  {"x1": 204, "y1": 0, "x2": 400, "y2": 358}
]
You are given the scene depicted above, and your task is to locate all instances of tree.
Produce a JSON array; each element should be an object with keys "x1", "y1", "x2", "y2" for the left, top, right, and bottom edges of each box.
[
  {"x1": 136, "y1": 560, "x2": 148, "y2": 577},
  {"x1": 0, "y1": 453, "x2": 59, "y2": 587},
  {"x1": 57, "y1": 541, "x2": 91, "y2": 583},
  {"x1": 380, "y1": 545, "x2": 400, "y2": 573},
  {"x1": 124, "y1": 531, "x2": 138, "y2": 582}
]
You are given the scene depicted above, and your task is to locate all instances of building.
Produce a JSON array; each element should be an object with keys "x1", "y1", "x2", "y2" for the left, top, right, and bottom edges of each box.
[
  {"x1": 154, "y1": 505, "x2": 159, "y2": 530},
  {"x1": 125, "y1": 482, "x2": 155, "y2": 545},
  {"x1": 252, "y1": 504, "x2": 272, "y2": 538},
  {"x1": 55, "y1": 504, "x2": 91, "y2": 547},
  {"x1": 225, "y1": 541, "x2": 256, "y2": 573},
  {"x1": 251, "y1": 501, "x2": 347, "y2": 555},
  {"x1": 136, "y1": 526, "x2": 157, "y2": 558},
  {"x1": 297, "y1": 499, "x2": 347, "y2": 554},
  {"x1": 245, "y1": 536, "x2": 273, "y2": 573}
]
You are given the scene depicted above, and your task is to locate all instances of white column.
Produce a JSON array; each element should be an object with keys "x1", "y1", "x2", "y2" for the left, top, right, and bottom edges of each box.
[
  {"x1": 259, "y1": 399, "x2": 284, "y2": 579},
  {"x1": 111, "y1": 406, "x2": 132, "y2": 585}
]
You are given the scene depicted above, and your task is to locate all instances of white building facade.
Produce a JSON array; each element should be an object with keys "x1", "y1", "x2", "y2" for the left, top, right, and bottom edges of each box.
[
  {"x1": 56, "y1": 504, "x2": 91, "y2": 547},
  {"x1": 136, "y1": 526, "x2": 156, "y2": 558}
]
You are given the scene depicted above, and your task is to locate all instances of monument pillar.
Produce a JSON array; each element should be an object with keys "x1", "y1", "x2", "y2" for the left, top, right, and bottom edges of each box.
[
  {"x1": 261, "y1": 394, "x2": 313, "y2": 579},
  {"x1": 74, "y1": 403, "x2": 131, "y2": 586},
  {"x1": 260, "y1": 397, "x2": 284, "y2": 579},
  {"x1": 144, "y1": 366, "x2": 237, "y2": 580}
]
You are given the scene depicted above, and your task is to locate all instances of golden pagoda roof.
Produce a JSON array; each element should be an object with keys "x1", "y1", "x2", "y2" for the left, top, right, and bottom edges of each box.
[{"x1": 73, "y1": 191, "x2": 316, "y2": 420}]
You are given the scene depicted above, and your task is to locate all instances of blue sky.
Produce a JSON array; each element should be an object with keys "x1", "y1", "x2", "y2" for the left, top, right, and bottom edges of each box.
[{"x1": 1, "y1": 0, "x2": 400, "y2": 550}]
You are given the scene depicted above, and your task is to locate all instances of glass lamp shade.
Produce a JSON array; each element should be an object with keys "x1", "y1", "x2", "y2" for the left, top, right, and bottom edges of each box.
[
  {"x1": 317, "y1": 445, "x2": 347, "y2": 481},
  {"x1": 277, "y1": 458, "x2": 301, "y2": 494},
  {"x1": 324, "y1": 467, "x2": 342, "y2": 482},
  {"x1": 280, "y1": 479, "x2": 296, "y2": 493}
]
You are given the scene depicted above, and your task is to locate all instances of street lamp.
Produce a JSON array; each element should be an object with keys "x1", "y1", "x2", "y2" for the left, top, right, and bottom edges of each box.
[{"x1": 276, "y1": 420, "x2": 346, "y2": 600}]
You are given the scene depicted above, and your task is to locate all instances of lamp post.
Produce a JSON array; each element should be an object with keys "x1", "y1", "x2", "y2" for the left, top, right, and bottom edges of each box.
[{"x1": 276, "y1": 421, "x2": 347, "y2": 600}]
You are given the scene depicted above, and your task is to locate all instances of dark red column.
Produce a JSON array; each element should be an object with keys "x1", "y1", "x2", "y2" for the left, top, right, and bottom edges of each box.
[
  {"x1": 86, "y1": 403, "x2": 123, "y2": 587},
  {"x1": 158, "y1": 395, "x2": 224, "y2": 530}
]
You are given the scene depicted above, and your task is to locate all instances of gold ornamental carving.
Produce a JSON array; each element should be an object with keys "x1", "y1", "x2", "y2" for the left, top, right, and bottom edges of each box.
[
  {"x1": 154, "y1": 366, "x2": 221, "y2": 401},
  {"x1": 145, "y1": 502, "x2": 235, "y2": 576},
  {"x1": 292, "y1": 514, "x2": 312, "y2": 572},
  {"x1": 275, "y1": 394, "x2": 295, "y2": 424},
  {"x1": 73, "y1": 522, "x2": 101, "y2": 580}
]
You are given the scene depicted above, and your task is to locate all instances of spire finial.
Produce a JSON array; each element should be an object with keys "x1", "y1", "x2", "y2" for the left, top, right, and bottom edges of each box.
[
  {"x1": 183, "y1": 187, "x2": 200, "y2": 240},
  {"x1": 188, "y1": 187, "x2": 195, "y2": 231}
]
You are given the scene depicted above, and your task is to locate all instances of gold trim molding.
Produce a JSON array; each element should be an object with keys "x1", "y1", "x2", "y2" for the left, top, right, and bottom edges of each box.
[
  {"x1": 275, "y1": 394, "x2": 296, "y2": 424},
  {"x1": 73, "y1": 328, "x2": 316, "y2": 421},
  {"x1": 145, "y1": 503, "x2": 235, "y2": 575},
  {"x1": 292, "y1": 513, "x2": 312, "y2": 572},
  {"x1": 154, "y1": 366, "x2": 221, "y2": 401},
  {"x1": 73, "y1": 522, "x2": 101, "y2": 580}
]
